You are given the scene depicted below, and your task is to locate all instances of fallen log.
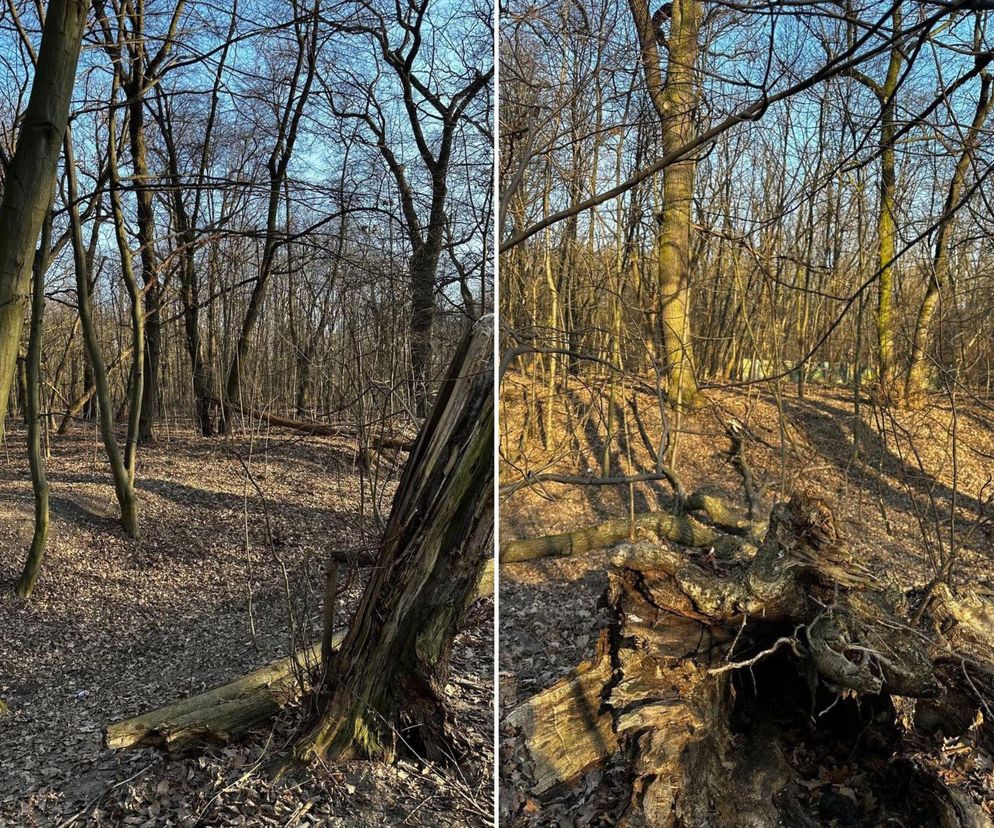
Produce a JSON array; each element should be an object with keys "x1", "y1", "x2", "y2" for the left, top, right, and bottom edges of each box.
[
  {"x1": 104, "y1": 568, "x2": 495, "y2": 752},
  {"x1": 108, "y1": 321, "x2": 494, "y2": 762},
  {"x1": 105, "y1": 637, "x2": 336, "y2": 751},
  {"x1": 504, "y1": 494, "x2": 994, "y2": 826},
  {"x1": 500, "y1": 508, "x2": 752, "y2": 563},
  {"x1": 212, "y1": 399, "x2": 414, "y2": 451},
  {"x1": 683, "y1": 489, "x2": 764, "y2": 537}
]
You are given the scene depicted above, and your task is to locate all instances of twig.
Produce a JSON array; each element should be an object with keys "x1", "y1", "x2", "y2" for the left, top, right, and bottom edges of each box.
[{"x1": 709, "y1": 630, "x2": 803, "y2": 675}]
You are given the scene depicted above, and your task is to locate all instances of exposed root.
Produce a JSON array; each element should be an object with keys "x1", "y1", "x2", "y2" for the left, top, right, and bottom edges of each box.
[{"x1": 504, "y1": 495, "x2": 994, "y2": 826}]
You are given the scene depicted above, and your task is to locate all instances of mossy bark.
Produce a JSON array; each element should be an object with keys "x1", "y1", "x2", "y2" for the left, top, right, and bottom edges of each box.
[
  {"x1": 871, "y1": 6, "x2": 903, "y2": 402},
  {"x1": 105, "y1": 641, "x2": 332, "y2": 751},
  {"x1": 500, "y1": 488, "x2": 761, "y2": 563},
  {"x1": 296, "y1": 316, "x2": 494, "y2": 763},
  {"x1": 629, "y1": 0, "x2": 701, "y2": 407},
  {"x1": 0, "y1": 0, "x2": 89, "y2": 437}
]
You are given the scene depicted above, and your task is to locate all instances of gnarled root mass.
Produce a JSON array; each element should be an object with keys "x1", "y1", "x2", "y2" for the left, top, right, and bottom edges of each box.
[{"x1": 505, "y1": 494, "x2": 994, "y2": 826}]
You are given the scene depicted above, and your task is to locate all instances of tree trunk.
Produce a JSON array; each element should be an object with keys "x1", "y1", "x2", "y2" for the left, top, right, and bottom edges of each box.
[
  {"x1": 211, "y1": 400, "x2": 414, "y2": 451},
  {"x1": 874, "y1": 8, "x2": 903, "y2": 403},
  {"x1": 58, "y1": 347, "x2": 133, "y2": 435},
  {"x1": 409, "y1": 241, "x2": 440, "y2": 418},
  {"x1": 0, "y1": 0, "x2": 89, "y2": 439},
  {"x1": 295, "y1": 315, "x2": 494, "y2": 763},
  {"x1": 221, "y1": 1, "x2": 319, "y2": 429},
  {"x1": 125, "y1": 75, "x2": 161, "y2": 446},
  {"x1": 66, "y1": 132, "x2": 139, "y2": 538},
  {"x1": 505, "y1": 495, "x2": 994, "y2": 826},
  {"x1": 629, "y1": 0, "x2": 701, "y2": 408},
  {"x1": 105, "y1": 640, "x2": 332, "y2": 752},
  {"x1": 16, "y1": 208, "x2": 54, "y2": 599},
  {"x1": 14, "y1": 350, "x2": 28, "y2": 425},
  {"x1": 905, "y1": 72, "x2": 992, "y2": 407}
]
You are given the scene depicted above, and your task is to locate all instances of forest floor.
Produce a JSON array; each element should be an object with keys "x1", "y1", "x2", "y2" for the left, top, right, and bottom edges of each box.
[
  {"x1": 498, "y1": 375, "x2": 994, "y2": 826},
  {"x1": 0, "y1": 422, "x2": 493, "y2": 827}
]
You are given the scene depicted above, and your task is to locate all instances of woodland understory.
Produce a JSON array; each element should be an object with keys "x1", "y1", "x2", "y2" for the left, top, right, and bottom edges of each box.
[
  {"x1": 0, "y1": 425, "x2": 494, "y2": 827},
  {"x1": 0, "y1": 0, "x2": 495, "y2": 822},
  {"x1": 499, "y1": 379, "x2": 994, "y2": 827}
]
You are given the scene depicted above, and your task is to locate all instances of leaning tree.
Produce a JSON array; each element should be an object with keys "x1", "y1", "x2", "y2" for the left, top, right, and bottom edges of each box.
[
  {"x1": 105, "y1": 316, "x2": 495, "y2": 765},
  {"x1": 0, "y1": 0, "x2": 89, "y2": 436}
]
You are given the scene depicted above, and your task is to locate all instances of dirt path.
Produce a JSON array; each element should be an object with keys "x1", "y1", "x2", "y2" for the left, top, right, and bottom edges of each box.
[{"x1": 1, "y1": 425, "x2": 493, "y2": 826}]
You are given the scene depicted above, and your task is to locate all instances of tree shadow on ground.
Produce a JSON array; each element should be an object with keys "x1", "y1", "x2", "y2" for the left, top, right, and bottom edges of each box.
[{"x1": 779, "y1": 396, "x2": 987, "y2": 523}]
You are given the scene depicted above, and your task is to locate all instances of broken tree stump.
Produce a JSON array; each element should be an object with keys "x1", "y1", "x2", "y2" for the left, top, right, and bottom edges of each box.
[
  {"x1": 294, "y1": 316, "x2": 494, "y2": 763},
  {"x1": 505, "y1": 494, "x2": 994, "y2": 826}
]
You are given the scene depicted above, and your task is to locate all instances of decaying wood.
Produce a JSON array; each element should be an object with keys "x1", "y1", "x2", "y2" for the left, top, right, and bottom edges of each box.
[
  {"x1": 104, "y1": 566, "x2": 495, "y2": 753},
  {"x1": 500, "y1": 474, "x2": 768, "y2": 564},
  {"x1": 505, "y1": 494, "x2": 994, "y2": 827},
  {"x1": 294, "y1": 316, "x2": 494, "y2": 763},
  {"x1": 504, "y1": 651, "x2": 617, "y2": 796},
  {"x1": 105, "y1": 637, "x2": 338, "y2": 751}
]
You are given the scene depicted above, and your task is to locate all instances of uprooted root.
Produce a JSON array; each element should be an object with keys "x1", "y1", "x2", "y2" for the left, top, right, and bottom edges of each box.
[{"x1": 504, "y1": 495, "x2": 994, "y2": 826}]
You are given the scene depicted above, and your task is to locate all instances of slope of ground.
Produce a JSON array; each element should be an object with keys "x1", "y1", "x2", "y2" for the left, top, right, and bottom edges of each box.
[{"x1": 0, "y1": 423, "x2": 493, "y2": 827}]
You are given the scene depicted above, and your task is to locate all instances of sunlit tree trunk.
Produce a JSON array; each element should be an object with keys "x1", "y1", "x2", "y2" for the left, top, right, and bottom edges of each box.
[
  {"x1": 222, "y1": 0, "x2": 319, "y2": 428},
  {"x1": 845, "y1": 6, "x2": 904, "y2": 401},
  {"x1": 905, "y1": 70, "x2": 992, "y2": 406},
  {"x1": 629, "y1": 0, "x2": 701, "y2": 407}
]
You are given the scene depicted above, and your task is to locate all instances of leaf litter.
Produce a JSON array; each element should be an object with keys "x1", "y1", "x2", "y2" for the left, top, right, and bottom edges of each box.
[{"x1": 1, "y1": 424, "x2": 493, "y2": 827}]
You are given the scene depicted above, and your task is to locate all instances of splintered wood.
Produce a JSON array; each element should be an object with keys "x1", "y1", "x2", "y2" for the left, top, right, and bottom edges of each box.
[{"x1": 504, "y1": 494, "x2": 994, "y2": 826}]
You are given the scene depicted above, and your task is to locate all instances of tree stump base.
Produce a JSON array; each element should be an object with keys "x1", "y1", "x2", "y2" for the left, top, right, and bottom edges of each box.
[{"x1": 505, "y1": 495, "x2": 994, "y2": 826}]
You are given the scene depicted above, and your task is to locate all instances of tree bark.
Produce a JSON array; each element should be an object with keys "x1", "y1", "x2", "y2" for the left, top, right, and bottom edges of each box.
[
  {"x1": 125, "y1": 75, "x2": 162, "y2": 446},
  {"x1": 221, "y1": 0, "x2": 320, "y2": 429},
  {"x1": 66, "y1": 132, "x2": 139, "y2": 538},
  {"x1": 16, "y1": 208, "x2": 54, "y2": 599},
  {"x1": 105, "y1": 640, "x2": 332, "y2": 751},
  {"x1": 0, "y1": 0, "x2": 88, "y2": 438},
  {"x1": 905, "y1": 70, "x2": 992, "y2": 406},
  {"x1": 409, "y1": 242, "x2": 440, "y2": 417},
  {"x1": 57, "y1": 346, "x2": 133, "y2": 435},
  {"x1": 629, "y1": 0, "x2": 701, "y2": 408},
  {"x1": 295, "y1": 315, "x2": 494, "y2": 763}
]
